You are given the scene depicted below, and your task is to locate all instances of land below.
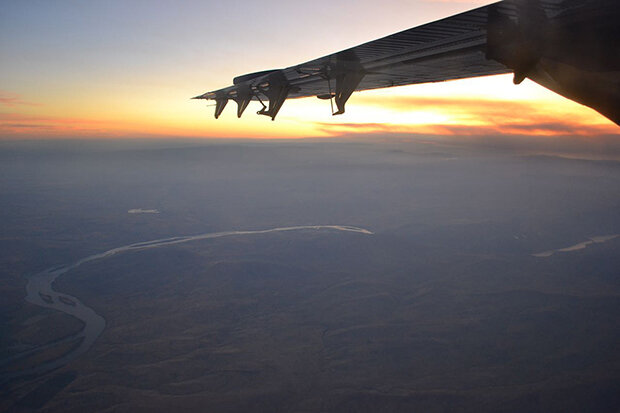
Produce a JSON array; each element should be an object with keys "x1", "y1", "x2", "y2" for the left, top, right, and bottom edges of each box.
[{"x1": 1, "y1": 139, "x2": 619, "y2": 412}]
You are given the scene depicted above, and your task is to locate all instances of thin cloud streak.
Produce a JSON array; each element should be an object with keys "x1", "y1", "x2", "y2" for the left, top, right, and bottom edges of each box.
[
  {"x1": 0, "y1": 92, "x2": 41, "y2": 108},
  {"x1": 355, "y1": 95, "x2": 610, "y2": 124},
  {"x1": 315, "y1": 121, "x2": 618, "y2": 138},
  {"x1": 325, "y1": 94, "x2": 618, "y2": 137},
  {"x1": 0, "y1": 112, "x2": 147, "y2": 138}
]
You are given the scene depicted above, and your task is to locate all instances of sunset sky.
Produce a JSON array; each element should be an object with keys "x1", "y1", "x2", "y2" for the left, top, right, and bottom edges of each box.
[{"x1": 1, "y1": 0, "x2": 618, "y2": 140}]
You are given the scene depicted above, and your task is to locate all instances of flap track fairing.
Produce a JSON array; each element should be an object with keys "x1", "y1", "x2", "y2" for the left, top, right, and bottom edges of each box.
[
  {"x1": 232, "y1": 84, "x2": 252, "y2": 118},
  {"x1": 320, "y1": 52, "x2": 365, "y2": 116},
  {"x1": 256, "y1": 71, "x2": 291, "y2": 121},
  {"x1": 214, "y1": 95, "x2": 228, "y2": 119}
]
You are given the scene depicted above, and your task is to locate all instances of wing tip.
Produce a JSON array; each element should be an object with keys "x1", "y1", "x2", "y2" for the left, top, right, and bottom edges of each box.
[{"x1": 192, "y1": 93, "x2": 211, "y2": 100}]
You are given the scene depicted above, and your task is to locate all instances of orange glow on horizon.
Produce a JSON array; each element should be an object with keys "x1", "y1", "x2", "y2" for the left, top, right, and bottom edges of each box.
[
  {"x1": 2, "y1": 1, "x2": 618, "y2": 142},
  {"x1": 1, "y1": 75, "x2": 617, "y2": 140}
]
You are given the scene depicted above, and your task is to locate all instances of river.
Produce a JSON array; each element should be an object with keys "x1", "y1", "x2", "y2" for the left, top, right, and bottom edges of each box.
[
  {"x1": 1, "y1": 225, "x2": 372, "y2": 381},
  {"x1": 532, "y1": 234, "x2": 618, "y2": 257}
]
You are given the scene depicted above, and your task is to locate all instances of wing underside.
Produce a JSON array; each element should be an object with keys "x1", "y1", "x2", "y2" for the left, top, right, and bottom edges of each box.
[{"x1": 194, "y1": 0, "x2": 620, "y2": 124}]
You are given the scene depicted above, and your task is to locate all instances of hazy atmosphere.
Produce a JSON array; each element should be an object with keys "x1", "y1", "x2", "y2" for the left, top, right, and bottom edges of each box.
[
  {"x1": 2, "y1": 138, "x2": 619, "y2": 412},
  {"x1": 1, "y1": 0, "x2": 620, "y2": 412}
]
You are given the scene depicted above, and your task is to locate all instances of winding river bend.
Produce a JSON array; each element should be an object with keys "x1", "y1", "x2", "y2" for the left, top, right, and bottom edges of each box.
[{"x1": 2, "y1": 225, "x2": 372, "y2": 381}]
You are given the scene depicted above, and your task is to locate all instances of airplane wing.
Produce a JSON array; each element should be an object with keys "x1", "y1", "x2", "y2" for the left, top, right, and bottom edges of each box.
[{"x1": 193, "y1": 0, "x2": 620, "y2": 125}]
